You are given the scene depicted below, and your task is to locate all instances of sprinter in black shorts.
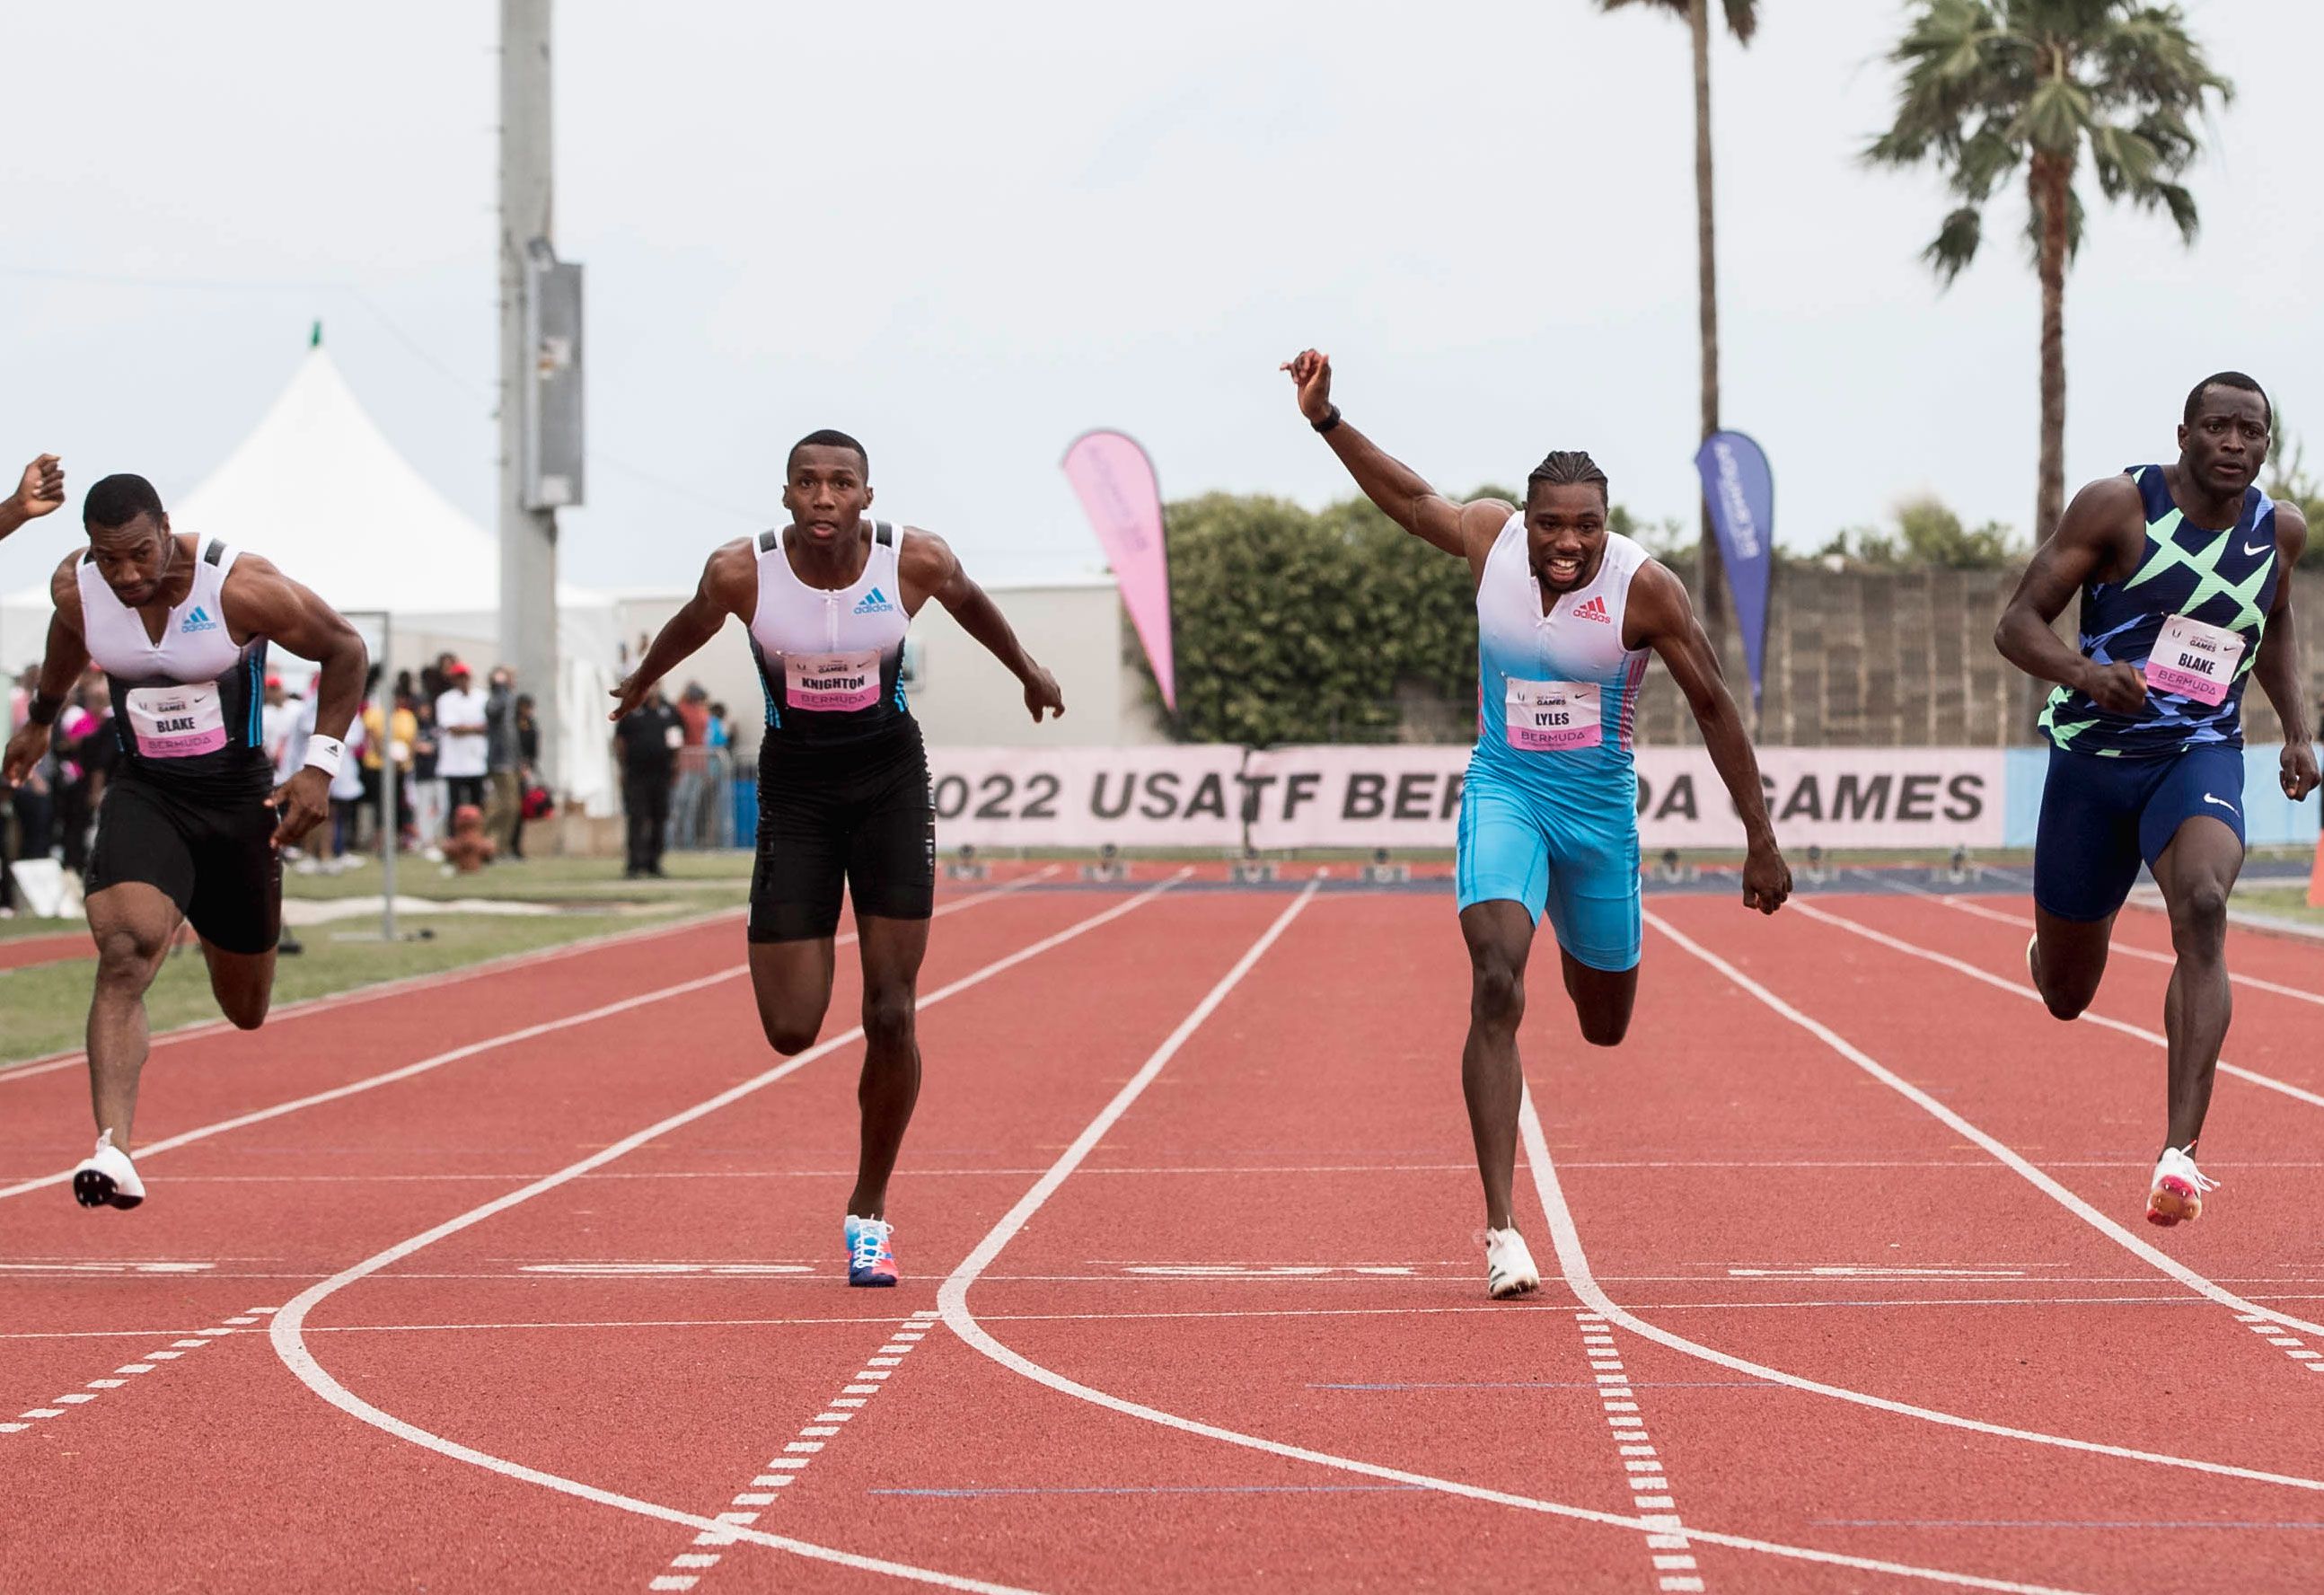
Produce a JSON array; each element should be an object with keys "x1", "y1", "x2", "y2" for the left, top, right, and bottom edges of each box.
[
  {"x1": 3, "y1": 474, "x2": 367, "y2": 1210},
  {"x1": 611, "y1": 430, "x2": 1064, "y2": 1284}
]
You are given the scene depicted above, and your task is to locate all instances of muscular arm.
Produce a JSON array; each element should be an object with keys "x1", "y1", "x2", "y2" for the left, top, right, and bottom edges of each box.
[
  {"x1": 223, "y1": 555, "x2": 369, "y2": 844},
  {"x1": 2, "y1": 558, "x2": 92, "y2": 787},
  {"x1": 610, "y1": 540, "x2": 754, "y2": 719},
  {"x1": 901, "y1": 532, "x2": 1064, "y2": 722},
  {"x1": 1281, "y1": 349, "x2": 1508, "y2": 574},
  {"x1": 1995, "y1": 476, "x2": 2146, "y2": 715},
  {"x1": 2255, "y1": 504, "x2": 2318, "y2": 800},
  {"x1": 1628, "y1": 560, "x2": 1791, "y2": 913},
  {"x1": 0, "y1": 454, "x2": 65, "y2": 542}
]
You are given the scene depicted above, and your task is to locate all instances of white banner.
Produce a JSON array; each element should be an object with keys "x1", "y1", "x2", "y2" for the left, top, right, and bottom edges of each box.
[{"x1": 927, "y1": 744, "x2": 2007, "y2": 851}]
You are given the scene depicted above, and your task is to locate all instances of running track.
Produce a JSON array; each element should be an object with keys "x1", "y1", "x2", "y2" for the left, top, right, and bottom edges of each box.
[{"x1": 4, "y1": 879, "x2": 2320, "y2": 1591}]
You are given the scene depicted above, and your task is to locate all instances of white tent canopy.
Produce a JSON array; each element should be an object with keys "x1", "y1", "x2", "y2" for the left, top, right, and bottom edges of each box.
[{"x1": 2, "y1": 346, "x2": 618, "y2": 815}]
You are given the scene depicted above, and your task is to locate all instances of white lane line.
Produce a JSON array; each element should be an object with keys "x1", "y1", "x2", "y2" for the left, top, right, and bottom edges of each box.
[
  {"x1": 0, "y1": 874, "x2": 1048, "y2": 1204},
  {"x1": 270, "y1": 880, "x2": 1183, "y2": 1595},
  {"x1": 0, "y1": 904, "x2": 751, "y2": 1083},
  {"x1": 1793, "y1": 899, "x2": 2324, "y2": 1115},
  {"x1": 650, "y1": 1311, "x2": 942, "y2": 1591},
  {"x1": 1571, "y1": 1311, "x2": 1707, "y2": 1591},
  {"x1": 935, "y1": 887, "x2": 2094, "y2": 1594},
  {"x1": 1519, "y1": 1088, "x2": 2324, "y2": 1495},
  {"x1": 0, "y1": 1305, "x2": 277, "y2": 1440},
  {"x1": 1916, "y1": 884, "x2": 2324, "y2": 1009},
  {"x1": 1730, "y1": 903, "x2": 2324, "y2": 1339}
]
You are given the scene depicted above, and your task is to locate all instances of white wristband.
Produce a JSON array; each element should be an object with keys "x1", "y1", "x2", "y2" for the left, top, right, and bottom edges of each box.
[{"x1": 304, "y1": 736, "x2": 345, "y2": 778}]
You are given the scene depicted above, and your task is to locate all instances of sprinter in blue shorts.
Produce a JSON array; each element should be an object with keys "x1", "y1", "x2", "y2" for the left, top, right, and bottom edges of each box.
[
  {"x1": 1285, "y1": 350, "x2": 1791, "y2": 1299},
  {"x1": 1998, "y1": 372, "x2": 2316, "y2": 1228}
]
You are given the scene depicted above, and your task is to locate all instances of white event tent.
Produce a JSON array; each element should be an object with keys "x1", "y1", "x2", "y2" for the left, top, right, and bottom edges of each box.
[{"x1": 1, "y1": 345, "x2": 619, "y2": 815}]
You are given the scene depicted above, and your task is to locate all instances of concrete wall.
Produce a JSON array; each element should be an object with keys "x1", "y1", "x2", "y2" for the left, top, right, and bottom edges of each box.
[
  {"x1": 611, "y1": 577, "x2": 1167, "y2": 759},
  {"x1": 1631, "y1": 565, "x2": 2324, "y2": 749}
]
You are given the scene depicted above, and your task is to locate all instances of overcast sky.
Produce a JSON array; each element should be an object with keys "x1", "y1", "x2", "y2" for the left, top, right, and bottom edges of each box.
[{"x1": 3, "y1": 0, "x2": 2316, "y2": 606}]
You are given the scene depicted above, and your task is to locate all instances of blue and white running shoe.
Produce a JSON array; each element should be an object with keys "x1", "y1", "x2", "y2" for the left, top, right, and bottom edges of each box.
[{"x1": 846, "y1": 1214, "x2": 898, "y2": 1286}]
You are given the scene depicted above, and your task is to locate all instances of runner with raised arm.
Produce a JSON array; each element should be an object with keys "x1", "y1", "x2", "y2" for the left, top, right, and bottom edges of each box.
[
  {"x1": 1998, "y1": 372, "x2": 2315, "y2": 1225},
  {"x1": 610, "y1": 430, "x2": 1064, "y2": 1285},
  {"x1": 1284, "y1": 350, "x2": 1791, "y2": 1298},
  {"x1": 2, "y1": 473, "x2": 366, "y2": 1210}
]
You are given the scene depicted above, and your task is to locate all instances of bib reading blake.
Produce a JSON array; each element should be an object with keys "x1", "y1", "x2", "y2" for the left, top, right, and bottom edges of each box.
[
  {"x1": 126, "y1": 683, "x2": 228, "y2": 759},
  {"x1": 2144, "y1": 614, "x2": 2245, "y2": 708},
  {"x1": 1504, "y1": 679, "x2": 1602, "y2": 753},
  {"x1": 786, "y1": 650, "x2": 882, "y2": 714}
]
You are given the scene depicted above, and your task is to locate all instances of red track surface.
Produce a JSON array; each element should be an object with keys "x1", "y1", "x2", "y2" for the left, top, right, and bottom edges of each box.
[{"x1": 4, "y1": 881, "x2": 2321, "y2": 1592}]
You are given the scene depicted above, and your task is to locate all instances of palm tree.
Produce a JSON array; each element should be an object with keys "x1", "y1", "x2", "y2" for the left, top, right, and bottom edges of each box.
[
  {"x1": 1597, "y1": 0, "x2": 1758, "y2": 655},
  {"x1": 1867, "y1": 1, "x2": 2230, "y2": 542}
]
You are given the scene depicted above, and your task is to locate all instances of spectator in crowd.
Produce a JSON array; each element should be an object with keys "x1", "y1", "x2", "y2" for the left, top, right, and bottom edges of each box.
[
  {"x1": 667, "y1": 681, "x2": 710, "y2": 850},
  {"x1": 54, "y1": 670, "x2": 114, "y2": 877},
  {"x1": 260, "y1": 674, "x2": 295, "y2": 773},
  {"x1": 363, "y1": 667, "x2": 418, "y2": 850},
  {"x1": 434, "y1": 659, "x2": 489, "y2": 816},
  {"x1": 707, "y1": 701, "x2": 731, "y2": 753},
  {"x1": 483, "y1": 665, "x2": 521, "y2": 858},
  {"x1": 510, "y1": 692, "x2": 542, "y2": 861},
  {"x1": 407, "y1": 680, "x2": 445, "y2": 857},
  {"x1": 328, "y1": 700, "x2": 367, "y2": 868},
  {"x1": 613, "y1": 686, "x2": 682, "y2": 879}
]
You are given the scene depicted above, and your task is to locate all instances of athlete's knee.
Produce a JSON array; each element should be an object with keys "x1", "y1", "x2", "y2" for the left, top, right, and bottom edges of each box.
[
  {"x1": 1469, "y1": 957, "x2": 1525, "y2": 1032},
  {"x1": 1577, "y1": 1008, "x2": 1630, "y2": 1048},
  {"x1": 92, "y1": 928, "x2": 164, "y2": 990},
  {"x1": 759, "y1": 1014, "x2": 823, "y2": 1056},
  {"x1": 2167, "y1": 880, "x2": 2230, "y2": 954},
  {"x1": 861, "y1": 987, "x2": 917, "y2": 1053}
]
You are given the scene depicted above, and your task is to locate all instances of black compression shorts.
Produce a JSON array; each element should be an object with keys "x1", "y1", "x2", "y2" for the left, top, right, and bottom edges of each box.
[
  {"x1": 84, "y1": 775, "x2": 282, "y2": 956},
  {"x1": 747, "y1": 733, "x2": 935, "y2": 943}
]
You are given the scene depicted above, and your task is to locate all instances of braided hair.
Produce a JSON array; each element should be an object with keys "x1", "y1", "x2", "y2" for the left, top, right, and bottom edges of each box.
[{"x1": 1526, "y1": 450, "x2": 1608, "y2": 505}]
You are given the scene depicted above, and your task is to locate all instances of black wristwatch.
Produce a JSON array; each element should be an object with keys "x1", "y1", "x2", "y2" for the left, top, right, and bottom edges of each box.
[{"x1": 1311, "y1": 405, "x2": 1342, "y2": 436}]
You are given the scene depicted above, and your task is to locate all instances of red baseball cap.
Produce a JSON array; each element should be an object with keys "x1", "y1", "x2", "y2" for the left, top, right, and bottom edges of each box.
[{"x1": 447, "y1": 659, "x2": 472, "y2": 677}]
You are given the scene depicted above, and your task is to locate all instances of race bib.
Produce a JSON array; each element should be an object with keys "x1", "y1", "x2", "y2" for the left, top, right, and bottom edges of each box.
[
  {"x1": 2144, "y1": 615, "x2": 2246, "y2": 707},
  {"x1": 1504, "y1": 678, "x2": 1602, "y2": 752},
  {"x1": 125, "y1": 683, "x2": 227, "y2": 759},
  {"x1": 786, "y1": 649, "x2": 881, "y2": 713}
]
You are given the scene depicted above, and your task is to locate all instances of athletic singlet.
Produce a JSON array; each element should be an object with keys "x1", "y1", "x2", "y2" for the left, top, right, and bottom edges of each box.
[
  {"x1": 1469, "y1": 516, "x2": 1652, "y2": 808},
  {"x1": 76, "y1": 536, "x2": 270, "y2": 799},
  {"x1": 2038, "y1": 465, "x2": 2280, "y2": 757},
  {"x1": 747, "y1": 519, "x2": 915, "y2": 755}
]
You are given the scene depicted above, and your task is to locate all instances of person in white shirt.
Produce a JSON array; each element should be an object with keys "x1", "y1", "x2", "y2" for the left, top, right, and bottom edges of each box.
[{"x1": 433, "y1": 660, "x2": 489, "y2": 814}]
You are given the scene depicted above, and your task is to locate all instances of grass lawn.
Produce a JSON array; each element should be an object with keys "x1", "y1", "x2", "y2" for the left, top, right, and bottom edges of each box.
[
  {"x1": 2232, "y1": 884, "x2": 2324, "y2": 931},
  {"x1": 1, "y1": 850, "x2": 754, "y2": 1070}
]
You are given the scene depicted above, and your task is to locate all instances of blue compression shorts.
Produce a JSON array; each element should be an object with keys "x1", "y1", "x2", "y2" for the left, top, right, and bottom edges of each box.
[
  {"x1": 2032, "y1": 743, "x2": 2246, "y2": 922},
  {"x1": 1456, "y1": 769, "x2": 1642, "y2": 972}
]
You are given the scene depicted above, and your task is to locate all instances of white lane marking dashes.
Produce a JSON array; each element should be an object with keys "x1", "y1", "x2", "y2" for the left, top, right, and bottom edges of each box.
[
  {"x1": 643, "y1": 1310, "x2": 940, "y2": 1591},
  {"x1": 2239, "y1": 1313, "x2": 2324, "y2": 1371},
  {"x1": 1575, "y1": 1312, "x2": 1705, "y2": 1593},
  {"x1": 1, "y1": 1306, "x2": 279, "y2": 1434}
]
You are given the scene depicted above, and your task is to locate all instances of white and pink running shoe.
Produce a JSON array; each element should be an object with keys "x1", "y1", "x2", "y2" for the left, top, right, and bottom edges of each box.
[{"x1": 2146, "y1": 1145, "x2": 2216, "y2": 1227}]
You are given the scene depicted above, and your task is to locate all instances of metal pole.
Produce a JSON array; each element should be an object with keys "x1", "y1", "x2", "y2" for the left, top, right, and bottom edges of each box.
[
  {"x1": 379, "y1": 613, "x2": 397, "y2": 943},
  {"x1": 500, "y1": 0, "x2": 560, "y2": 802}
]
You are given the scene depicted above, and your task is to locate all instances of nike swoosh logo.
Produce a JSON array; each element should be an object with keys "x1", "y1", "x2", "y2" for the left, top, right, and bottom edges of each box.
[
  {"x1": 2244, "y1": 541, "x2": 2270, "y2": 556},
  {"x1": 2202, "y1": 793, "x2": 2240, "y2": 815}
]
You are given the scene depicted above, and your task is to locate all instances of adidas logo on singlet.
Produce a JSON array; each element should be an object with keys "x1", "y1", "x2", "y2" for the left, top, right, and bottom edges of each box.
[
  {"x1": 180, "y1": 605, "x2": 221, "y2": 633},
  {"x1": 1572, "y1": 596, "x2": 1612, "y2": 623},
  {"x1": 852, "y1": 587, "x2": 895, "y2": 614}
]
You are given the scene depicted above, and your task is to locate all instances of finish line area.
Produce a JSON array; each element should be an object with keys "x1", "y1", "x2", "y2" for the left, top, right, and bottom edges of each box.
[{"x1": 5, "y1": 876, "x2": 2322, "y2": 1592}]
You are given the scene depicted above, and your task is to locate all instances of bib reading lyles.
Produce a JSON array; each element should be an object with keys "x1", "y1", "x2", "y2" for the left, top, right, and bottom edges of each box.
[
  {"x1": 786, "y1": 649, "x2": 881, "y2": 713},
  {"x1": 125, "y1": 683, "x2": 227, "y2": 758},
  {"x1": 1504, "y1": 678, "x2": 1602, "y2": 753},
  {"x1": 2144, "y1": 614, "x2": 2246, "y2": 708}
]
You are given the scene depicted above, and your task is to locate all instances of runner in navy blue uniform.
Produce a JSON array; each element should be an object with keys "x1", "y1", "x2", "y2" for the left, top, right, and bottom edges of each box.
[
  {"x1": 610, "y1": 431, "x2": 1064, "y2": 1284},
  {"x1": 3, "y1": 474, "x2": 367, "y2": 1210},
  {"x1": 1998, "y1": 374, "x2": 2316, "y2": 1225}
]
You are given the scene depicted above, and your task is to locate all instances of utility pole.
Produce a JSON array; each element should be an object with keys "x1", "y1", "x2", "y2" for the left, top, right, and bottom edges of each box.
[{"x1": 499, "y1": 0, "x2": 563, "y2": 791}]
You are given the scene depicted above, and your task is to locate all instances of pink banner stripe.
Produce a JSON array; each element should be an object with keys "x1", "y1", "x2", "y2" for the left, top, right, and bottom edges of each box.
[{"x1": 1062, "y1": 431, "x2": 1175, "y2": 713}]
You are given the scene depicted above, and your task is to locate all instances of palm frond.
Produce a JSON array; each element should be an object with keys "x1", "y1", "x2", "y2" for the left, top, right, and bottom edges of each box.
[{"x1": 1926, "y1": 206, "x2": 1985, "y2": 286}]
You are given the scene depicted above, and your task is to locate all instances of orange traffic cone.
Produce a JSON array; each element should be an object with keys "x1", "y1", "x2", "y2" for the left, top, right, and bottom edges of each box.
[{"x1": 2308, "y1": 827, "x2": 2324, "y2": 910}]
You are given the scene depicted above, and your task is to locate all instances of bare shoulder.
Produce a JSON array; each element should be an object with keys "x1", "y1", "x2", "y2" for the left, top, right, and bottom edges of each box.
[
  {"x1": 700, "y1": 537, "x2": 760, "y2": 610},
  {"x1": 1625, "y1": 557, "x2": 1695, "y2": 640},
  {"x1": 897, "y1": 527, "x2": 958, "y2": 578},
  {"x1": 1457, "y1": 498, "x2": 1517, "y2": 539},
  {"x1": 2275, "y1": 498, "x2": 2309, "y2": 560},
  {"x1": 48, "y1": 549, "x2": 82, "y2": 607},
  {"x1": 2056, "y1": 473, "x2": 2144, "y2": 543}
]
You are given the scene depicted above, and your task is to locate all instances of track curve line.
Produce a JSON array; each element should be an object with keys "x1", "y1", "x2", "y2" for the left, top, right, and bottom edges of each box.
[
  {"x1": 1515, "y1": 1090, "x2": 2324, "y2": 1495},
  {"x1": 936, "y1": 886, "x2": 2098, "y2": 1595},
  {"x1": 270, "y1": 880, "x2": 1177, "y2": 1594},
  {"x1": 1651, "y1": 907, "x2": 2324, "y2": 1344}
]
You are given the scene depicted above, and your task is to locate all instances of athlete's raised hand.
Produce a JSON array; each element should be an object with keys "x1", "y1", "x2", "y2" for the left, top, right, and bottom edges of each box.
[
  {"x1": 1281, "y1": 349, "x2": 1334, "y2": 425},
  {"x1": 3, "y1": 720, "x2": 52, "y2": 789},
  {"x1": 1021, "y1": 663, "x2": 1065, "y2": 723},
  {"x1": 267, "y1": 766, "x2": 332, "y2": 849},
  {"x1": 1741, "y1": 838, "x2": 1791, "y2": 915},
  {"x1": 2284, "y1": 740, "x2": 2321, "y2": 803},
  {"x1": 2084, "y1": 661, "x2": 2148, "y2": 717},
  {"x1": 0, "y1": 454, "x2": 65, "y2": 537}
]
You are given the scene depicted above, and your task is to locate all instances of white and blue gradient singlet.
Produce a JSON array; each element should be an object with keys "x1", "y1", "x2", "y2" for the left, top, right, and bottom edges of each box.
[{"x1": 1457, "y1": 516, "x2": 1652, "y2": 968}]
